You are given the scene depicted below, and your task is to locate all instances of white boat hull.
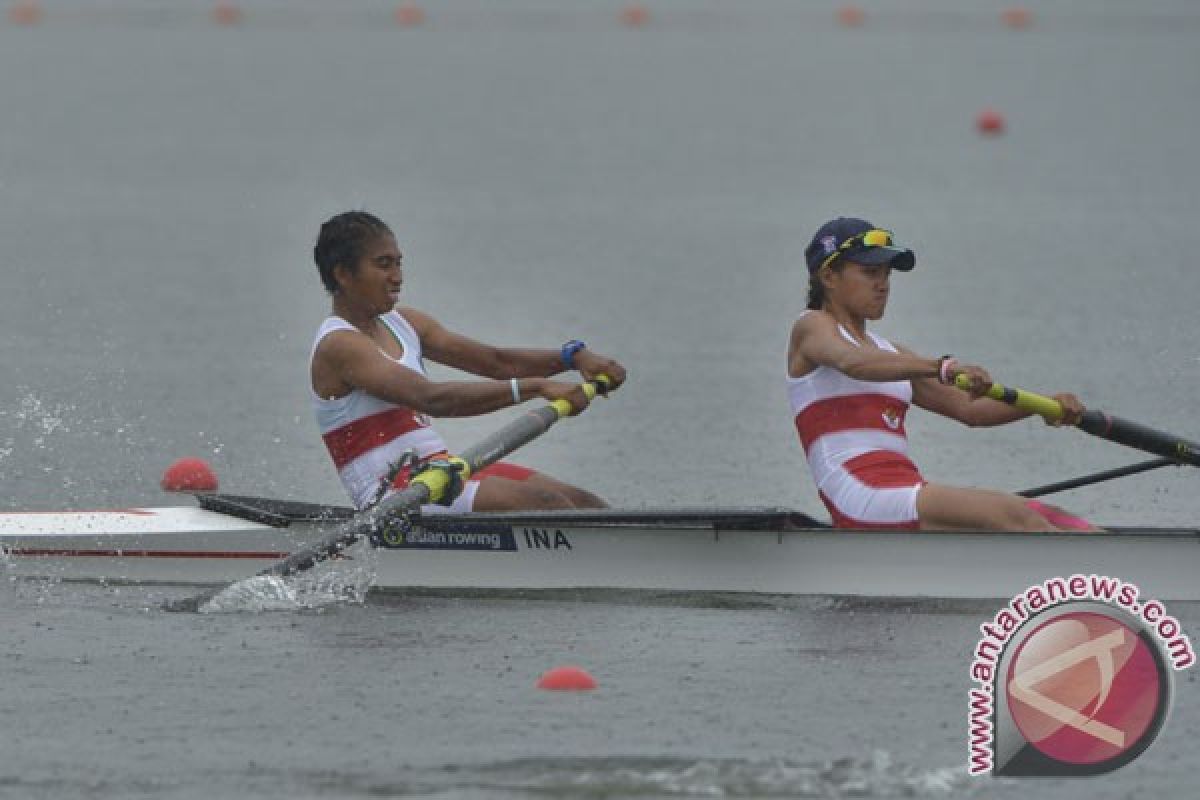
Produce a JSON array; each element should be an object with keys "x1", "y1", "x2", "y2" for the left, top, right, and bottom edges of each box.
[{"x1": 3, "y1": 501, "x2": 1198, "y2": 601}]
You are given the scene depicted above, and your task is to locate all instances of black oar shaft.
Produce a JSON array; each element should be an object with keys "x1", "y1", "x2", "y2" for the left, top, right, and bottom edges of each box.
[
  {"x1": 1018, "y1": 458, "x2": 1178, "y2": 499},
  {"x1": 958, "y1": 376, "x2": 1200, "y2": 469},
  {"x1": 1078, "y1": 412, "x2": 1200, "y2": 467}
]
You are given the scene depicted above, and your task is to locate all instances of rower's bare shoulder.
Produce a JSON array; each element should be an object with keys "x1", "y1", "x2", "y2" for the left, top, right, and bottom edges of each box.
[
  {"x1": 311, "y1": 328, "x2": 374, "y2": 397},
  {"x1": 314, "y1": 327, "x2": 374, "y2": 364},
  {"x1": 395, "y1": 306, "x2": 440, "y2": 337},
  {"x1": 790, "y1": 310, "x2": 837, "y2": 343},
  {"x1": 789, "y1": 311, "x2": 834, "y2": 377}
]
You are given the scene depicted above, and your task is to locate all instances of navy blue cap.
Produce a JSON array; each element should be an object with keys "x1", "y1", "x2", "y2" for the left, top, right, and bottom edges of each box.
[{"x1": 804, "y1": 217, "x2": 915, "y2": 274}]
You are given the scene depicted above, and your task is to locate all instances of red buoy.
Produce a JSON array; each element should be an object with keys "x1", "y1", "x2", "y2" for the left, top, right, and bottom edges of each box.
[
  {"x1": 161, "y1": 457, "x2": 219, "y2": 492},
  {"x1": 394, "y1": 3, "x2": 425, "y2": 27},
  {"x1": 7, "y1": 1, "x2": 43, "y2": 25},
  {"x1": 536, "y1": 665, "x2": 597, "y2": 691},
  {"x1": 976, "y1": 108, "x2": 1006, "y2": 135},
  {"x1": 211, "y1": 1, "x2": 242, "y2": 26},
  {"x1": 1001, "y1": 7, "x2": 1033, "y2": 30},
  {"x1": 620, "y1": 4, "x2": 649, "y2": 28},
  {"x1": 836, "y1": 5, "x2": 865, "y2": 27}
]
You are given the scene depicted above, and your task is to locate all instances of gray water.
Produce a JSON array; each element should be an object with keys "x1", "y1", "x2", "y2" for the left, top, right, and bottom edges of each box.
[{"x1": 3, "y1": 1, "x2": 1200, "y2": 797}]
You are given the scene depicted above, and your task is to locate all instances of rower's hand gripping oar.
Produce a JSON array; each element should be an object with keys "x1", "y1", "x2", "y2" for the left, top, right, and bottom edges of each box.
[
  {"x1": 955, "y1": 375, "x2": 1200, "y2": 467},
  {"x1": 164, "y1": 375, "x2": 614, "y2": 612}
]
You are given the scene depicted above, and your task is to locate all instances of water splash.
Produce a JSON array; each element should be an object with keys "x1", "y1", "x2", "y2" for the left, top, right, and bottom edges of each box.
[
  {"x1": 496, "y1": 752, "x2": 976, "y2": 798},
  {"x1": 2, "y1": 574, "x2": 64, "y2": 607},
  {"x1": 291, "y1": 751, "x2": 980, "y2": 798},
  {"x1": 198, "y1": 536, "x2": 378, "y2": 613},
  {"x1": 6, "y1": 393, "x2": 72, "y2": 449},
  {"x1": 1, "y1": 392, "x2": 75, "y2": 506}
]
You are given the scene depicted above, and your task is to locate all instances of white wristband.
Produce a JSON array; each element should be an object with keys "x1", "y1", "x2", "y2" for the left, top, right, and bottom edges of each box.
[{"x1": 510, "y1": 378, "x2": 521, "y2": 404}]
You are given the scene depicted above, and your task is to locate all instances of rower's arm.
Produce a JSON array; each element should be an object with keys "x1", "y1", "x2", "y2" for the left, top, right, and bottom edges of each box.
[
  {"x1": 401, "y1": 307, "x2": 565, "y2": 379},
  {"x1": 788, "y1": 312, "x2": 940, "y2": 381},
  {"x1": 401, "y1": 307, "x2": 627, "y2": 390},
  {"x1": 899, "y1": 344, "x2": 1028, "y2": 427},
  {"x1": 315, "y1": 330, "x2": 587, "y2": 417}
]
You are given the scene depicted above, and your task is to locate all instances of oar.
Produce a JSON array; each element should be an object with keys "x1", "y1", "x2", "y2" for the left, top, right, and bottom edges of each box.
[
  {"x1": 165, "y1": 376, "x2": 613, "y2": 612},
  {"x1": 1018, "y1": 457, "x2": 1180, "y2": 498},
  {"x1": 955, "y1": 375, "x2": 1200, "y2": 467}
]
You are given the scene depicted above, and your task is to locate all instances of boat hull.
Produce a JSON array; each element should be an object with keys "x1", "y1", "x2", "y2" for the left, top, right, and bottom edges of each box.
[{"x1": 3, "y1": 504, "x2": 1198, "y2": 601}]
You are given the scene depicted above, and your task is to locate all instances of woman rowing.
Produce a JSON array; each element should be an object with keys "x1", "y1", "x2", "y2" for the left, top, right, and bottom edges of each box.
[
  {"x1": 787, "y1": 216, "x2": 1096, "y2": 531},
  {"x1": 311, "y1": 211, "x2": 626, "y2": 512}
]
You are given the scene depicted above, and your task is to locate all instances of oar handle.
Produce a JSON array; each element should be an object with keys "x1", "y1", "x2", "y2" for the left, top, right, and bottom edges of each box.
[
  {"x1": 954, "y1": 375, "x2": 1064, "y2": 423},
  {"x1": 953, "y1": 374, "x2": 1200, "y2": 467},
  {"x1": 548, "y1": 373, "x2": 612, "y2": 418},
  {"x1": 405, "y1": 374, "x2": 616, "y2": 503},
  {"x1": 415, "y1": 374, "x2": 614, "y2": 497}
]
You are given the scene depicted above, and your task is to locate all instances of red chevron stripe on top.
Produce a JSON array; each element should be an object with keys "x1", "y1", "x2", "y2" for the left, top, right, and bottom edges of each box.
[
  {"x1": 793, "y1": 393, "x2": 908, "y2": 451},
  {"x1": 322, "y1": 407, "x2": 427, "y2": 469}
]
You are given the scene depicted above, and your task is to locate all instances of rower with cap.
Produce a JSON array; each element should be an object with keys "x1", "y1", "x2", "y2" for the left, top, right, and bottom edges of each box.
[{"x1": 786, "y1": 216, "x2": 1097, "y2": 531}]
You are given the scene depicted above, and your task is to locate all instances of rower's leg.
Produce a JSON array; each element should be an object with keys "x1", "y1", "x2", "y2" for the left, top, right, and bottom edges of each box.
[
  {"x1": 470, "y1": 474, "x2": 607, "y2": 511},
  {"x1": 526, "y1": 474, "x2": 608, "y2": 509},
  {"x1": 916, "y1": 483, "x2": 1094, "y2": 531}
]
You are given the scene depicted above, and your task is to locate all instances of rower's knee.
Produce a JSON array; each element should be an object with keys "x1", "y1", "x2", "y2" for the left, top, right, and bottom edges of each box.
[
  {"x1": 526, "y1": 485, "x2": 607, "y2": 510},
  {"x1": 506, "y1": 484, "x2": 575, "y2": 510},
  {"x1": 560, "y1": 487, "x2": 607, "y2": 509}
]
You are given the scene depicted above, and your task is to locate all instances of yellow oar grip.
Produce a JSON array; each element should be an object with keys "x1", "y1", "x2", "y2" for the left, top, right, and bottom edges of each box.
[
  {"x1": 409, "y1": 456, "x2": 471, "y2": 503},
  {"x1": 410, "y1": 467, "x2": 450, "y2": 502},
  {"x1": 954, "y1": 374, "x2": 1064, "y2": 423},
  {"x1": 548, "y1": 375, "x2": 609, "y2": 418},
  {"x1": 447, "y1": 455, "x2": 471, "y2": 481}
]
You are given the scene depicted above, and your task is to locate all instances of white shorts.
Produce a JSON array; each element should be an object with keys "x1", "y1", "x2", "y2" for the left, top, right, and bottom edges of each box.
[
  {"x1": 817, "y1": 451, "x2": 925, "y2": 529},
  {"x1": 382, "y1": 461, "x2": 537, "y2": 514}
]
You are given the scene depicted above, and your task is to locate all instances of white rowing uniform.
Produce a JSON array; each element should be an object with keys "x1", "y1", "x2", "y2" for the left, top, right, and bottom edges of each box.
[
  {"x1": 787, "y1": 315, "x2": 926, "y2": 529},
  {"x1": 310, "y1": 311, "x2": 459, "y2": 510}
]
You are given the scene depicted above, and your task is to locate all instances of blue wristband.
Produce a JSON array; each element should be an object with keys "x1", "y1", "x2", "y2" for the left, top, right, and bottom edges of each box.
[{"x1": 560, "y1": 339, "x2": 586, "y2": 370}]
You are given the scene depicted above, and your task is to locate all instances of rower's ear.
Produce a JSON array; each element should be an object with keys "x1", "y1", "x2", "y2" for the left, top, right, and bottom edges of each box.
[
  {"x1": 818, "y1": 264, "x2": 838, "y2": 291},
  {"x1": 331, "y1": 262, "x2": 352, "y2": 291}
]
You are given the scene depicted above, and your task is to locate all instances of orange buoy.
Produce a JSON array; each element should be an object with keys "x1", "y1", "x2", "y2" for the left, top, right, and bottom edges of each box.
[
  {"x1": 536, "y1": 666, "x2": 597, "y2": 691},
  {"x1": 836, "y1": 5, "x2": 865, "y2": 28},
  {"x1": 620, "y1": 4, "x2": 649, "y2": 28},
  {"x1": 161, "y1": 457, "x2": 219, "y2": 493},
  {"x1": 394, "y1": 3, "x2": 425, "y2": 27},
  {"x1": 976, "y1": 108, "x2": 1006, "y2": 135},
  {"x1": 211, "y1": 1, "x2": 242, "y2": 26},
  {"x1": 1001, "y1": 7, "x2": 1033, "y2": 30},
  {"x1": 7, "y1": 1, "x2": 43, "y2": 25}
]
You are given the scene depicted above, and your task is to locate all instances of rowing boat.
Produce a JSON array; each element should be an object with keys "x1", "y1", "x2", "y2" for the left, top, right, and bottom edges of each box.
[{"x1": 3, "y1": 493, "x2": 1197, "y2": 601}]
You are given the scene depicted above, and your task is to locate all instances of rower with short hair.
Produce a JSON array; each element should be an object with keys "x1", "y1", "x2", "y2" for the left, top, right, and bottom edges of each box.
[
  {"x1": 787, "y1": 216, "x2": 1096, "y2": 531},
  {"x1": 310, "y1": 210, "x2": 626, "y2": 512}
]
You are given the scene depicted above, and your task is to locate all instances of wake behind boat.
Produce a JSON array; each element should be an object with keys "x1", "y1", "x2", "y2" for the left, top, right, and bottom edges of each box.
[{"x1": 3, "y1": 492, "x2": 1198, "y2": 601}]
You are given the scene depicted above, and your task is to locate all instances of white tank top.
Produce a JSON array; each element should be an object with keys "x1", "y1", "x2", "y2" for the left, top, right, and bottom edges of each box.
[
  {"x1": 311, "y1": 310, "x2": 447, "y2": 509},
  {"x1": 786, "y1": 316, "x2": 913, "y2": 496}
]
